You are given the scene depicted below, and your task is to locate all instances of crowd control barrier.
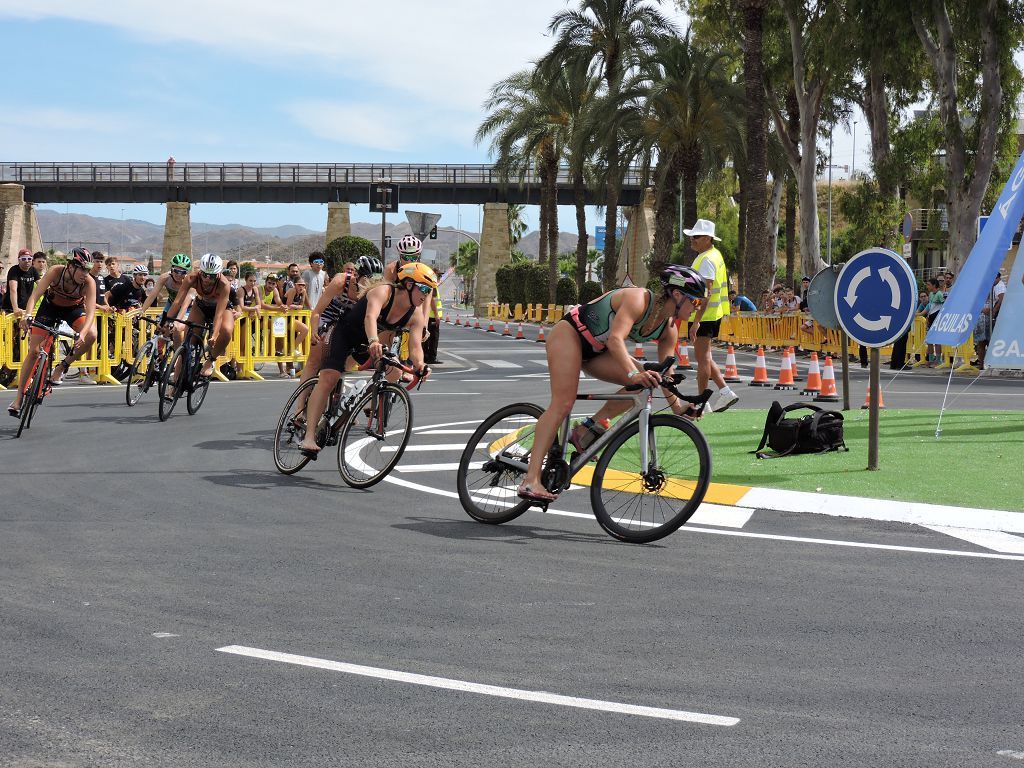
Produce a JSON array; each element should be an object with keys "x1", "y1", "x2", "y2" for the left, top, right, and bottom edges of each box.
[{"x1": 0, "y1": 308, "x2": 313, "y2": 389}]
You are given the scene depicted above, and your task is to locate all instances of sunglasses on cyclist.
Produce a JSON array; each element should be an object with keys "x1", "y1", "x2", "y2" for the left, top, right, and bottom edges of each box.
[
  {"x1": 171, "y1": 268, "x2": 188, "y2": 276},
  {"x1": 412, "y1": 283, "x2": 432, "y2": 295}
]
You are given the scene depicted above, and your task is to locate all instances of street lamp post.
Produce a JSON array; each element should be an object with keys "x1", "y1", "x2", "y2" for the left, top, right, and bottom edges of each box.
[
  {"x1": 851, "y1": 120, "x2": 857, "y2": 180},
  {"x1": 120, "y1": 208, "x2": 125, "y2": 257}
]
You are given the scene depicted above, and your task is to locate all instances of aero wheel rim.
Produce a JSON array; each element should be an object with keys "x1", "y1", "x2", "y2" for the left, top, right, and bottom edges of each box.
[
  {"x1": 339, "y1": 387, "x2": 411, "y2": 485},
  {"x1": 462, "y1": 413, "x2": 538, "y2": 515},
  {"x1": 274, "y1": 380, "x2": 315, "y2": 473},
  {"x1": 594, "y1": 423, "x2": 705, "y2": 538}
]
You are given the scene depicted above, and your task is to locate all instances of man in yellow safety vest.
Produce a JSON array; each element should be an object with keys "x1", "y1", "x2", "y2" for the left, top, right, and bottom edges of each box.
[
  {"x1": 684, "y1": 218, "x2": 738, "y2": 413},
  {"x1": 425, "y1": 293, "x2": 443, "y2": 364}
]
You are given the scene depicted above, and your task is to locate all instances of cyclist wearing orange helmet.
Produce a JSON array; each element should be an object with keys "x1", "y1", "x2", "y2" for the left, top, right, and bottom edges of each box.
[{"x1": 297, "y1": 262, "x2": 435, "y2": 459}]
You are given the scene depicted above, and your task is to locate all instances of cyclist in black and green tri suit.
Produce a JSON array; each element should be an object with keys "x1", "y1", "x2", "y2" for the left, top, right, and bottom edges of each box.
[{"x1": 137, "y1": 253, "x2": 194, "y2": 347}]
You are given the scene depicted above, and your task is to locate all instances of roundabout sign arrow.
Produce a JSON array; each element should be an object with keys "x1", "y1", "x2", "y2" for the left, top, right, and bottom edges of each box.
[{"x1": 834, "y1": 248, "x2": 917, "y2": 348}]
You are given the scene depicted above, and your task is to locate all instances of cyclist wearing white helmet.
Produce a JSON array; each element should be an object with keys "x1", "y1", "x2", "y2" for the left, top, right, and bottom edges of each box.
[
  {"x1": 383, "y1": 234, "x2": 435, "y2": 344},
  {"x1": 163, "y1": 253, "x2": 235, "y2": 377},
  {"x1": 516, "y1": 266, "x2": 707, "y2": 504}
]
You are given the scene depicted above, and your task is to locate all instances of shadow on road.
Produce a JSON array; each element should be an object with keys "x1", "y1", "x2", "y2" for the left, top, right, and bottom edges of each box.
[
  {"x1": 193, "y1": 430, "x2": 275, "y2": 452},
  {"x1": 392, "y1": 516, "x2": 635, "y2": 546},
  {"x1": 202, "y1": 468, "x2": 341, "y2": 492}
]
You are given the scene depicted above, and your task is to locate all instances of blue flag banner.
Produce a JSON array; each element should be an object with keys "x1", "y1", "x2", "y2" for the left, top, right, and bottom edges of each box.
[
  {"x1": 926, "y1": 147, "x2": 1024, "y2": 346},
  {"x1": 986, "y1": 256, "x2": 1024, "y2": 369}
]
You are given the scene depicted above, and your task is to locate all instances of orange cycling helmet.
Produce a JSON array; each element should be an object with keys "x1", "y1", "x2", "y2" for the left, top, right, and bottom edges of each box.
[{"x1": 396, "y1": 262, "x2": 438, "y2": 290}]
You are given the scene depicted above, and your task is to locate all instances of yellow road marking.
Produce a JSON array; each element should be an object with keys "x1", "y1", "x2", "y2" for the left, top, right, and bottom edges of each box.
[{"x1": 571, "y1": 466, "x2": 750, "y2": 506}]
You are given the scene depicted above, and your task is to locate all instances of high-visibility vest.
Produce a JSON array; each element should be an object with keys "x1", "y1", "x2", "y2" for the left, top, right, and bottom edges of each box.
[
  {"x1": 430, "y1": 295, "x2": 443, "y2": 320},
  {"x1": 689, "y1": 246, "x2": 729, "y2": 323}
]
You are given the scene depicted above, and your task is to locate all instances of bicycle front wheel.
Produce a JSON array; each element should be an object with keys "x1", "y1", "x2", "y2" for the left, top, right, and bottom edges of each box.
[
  {"x1": 15, "y1": 355, "x2": 48, "y2": 438},
  {"x1": 158, "y1": 345, "x2": 188, "y2": 422},
  {"x1": 590, "y1": 414, "x2": 711, "y2": 544},
  {"x1": 456, "y1": 403, "x2": 541, "y2": 524},
  {"x1": 337, "y1": 382, "x2": 412, "y2": 488},
  {"x1": 126, "y1": 340, "x2": 156, "y2": 407},
  {"x1": 273, "y1": 377, "x2": 317, "y2": 475},
  {"x1": 186, "y1": 351, "x2": 210, "y2": 415}
]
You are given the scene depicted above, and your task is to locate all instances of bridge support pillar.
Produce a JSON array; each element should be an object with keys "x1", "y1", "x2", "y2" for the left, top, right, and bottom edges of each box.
[
  {"x1": 616, "y1": 187, "x2": 656, "y2": 288},
  {"x1": 0, "y1": 184, "x2": 43, "y2": 272},
  {"x1": 162, "y1": 202, "x2": 193, "y2": 271},
  {"x1": 475, "y1": 202, "x2": 510, "y2": 317},
  {"x1": 326, "y1": 202, "x2": 351, "y2": 246}
]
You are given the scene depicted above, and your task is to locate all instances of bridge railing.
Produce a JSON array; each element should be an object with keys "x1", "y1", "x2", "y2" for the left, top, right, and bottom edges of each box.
[{"x1": 1, "y1": 162, "x2": 648, "y2": 187}]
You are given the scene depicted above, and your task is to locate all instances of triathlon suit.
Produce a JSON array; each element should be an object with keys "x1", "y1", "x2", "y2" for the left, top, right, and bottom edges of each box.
[
  {"x1": 241, "y1": 286, "x2": 258, "y2": 308},
  {"x1": 317, "y1": 274, "x2": 358, "y2": 336},
  {"x1": 322, "y1": 286, "x2": 415, "y2": 373},
  {"x1": 192, "y1": 275, "x2": 232, "y2": 320},
  {"x1": 161, "y1": 274, "x2": 186, "y2": 316},
  {"x1": 563, "y1": 288, "x2": 668, "y2": 361},
  {"x1": 35, "y1": 266, "x2": 89, "y2": 332}
]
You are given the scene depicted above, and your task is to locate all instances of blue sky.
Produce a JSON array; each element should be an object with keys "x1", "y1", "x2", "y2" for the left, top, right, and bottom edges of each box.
[{"x1": 0, "y1": 0, "x2": 866, "y2": 239}]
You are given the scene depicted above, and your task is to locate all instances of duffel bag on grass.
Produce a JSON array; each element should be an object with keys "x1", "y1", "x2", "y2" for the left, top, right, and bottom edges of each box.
[{"x1": 751, "y1": 401, "x2": 848, "y2": 459}]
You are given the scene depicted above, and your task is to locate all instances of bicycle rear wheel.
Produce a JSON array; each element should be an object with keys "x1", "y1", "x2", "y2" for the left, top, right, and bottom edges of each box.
[
  {"x1": 274, "y1": 377, "x2": 317, "y2": 475},
  {"x1": 125, "y1": 340, "x2": 156, "y2": 407},
  {"x1": 158, "y1": 345, "x2": 188, "y2": 422},
  {"x1": 337, "y1": 382, "x2": 412, "y2": 488},
  {"x1": 187, "y1": 348, "x2": 210, "y2": 415},
  {"x1": 15, "y1": 355, "x2": 48, "y2": 438},
  {"x1": 456, "y1": 403, "x2": 541, "y2": 524},
  {"x1": 590, "y1": 414, "x2": 711, "y2": 543}
]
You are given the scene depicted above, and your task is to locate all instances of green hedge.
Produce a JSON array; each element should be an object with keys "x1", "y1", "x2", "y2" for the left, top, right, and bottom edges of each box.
[
  {"x1": 496, "y1": 262, "x2": 550, "y2": 305},
  {"x1": 324, "y1": 236, "x2": 379, "y2": 277},
  {"x1": 579, "y1": 280, "x2": 604, "y2": 304},
  {"x1": 556, "y1": 277, "x2": 578, "y2": 304}
]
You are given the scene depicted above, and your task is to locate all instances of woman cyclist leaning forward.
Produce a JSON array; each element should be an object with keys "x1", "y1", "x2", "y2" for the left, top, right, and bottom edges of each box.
[
  {"x1": 162, "y1": 253, "x2": 235, "y2": 377},
  {"x1": 7, "y1": 247, "x2": 99, "y2": 416},
  {"x1": 136, "y1": 252, "x2": 193, "y2": 346},
  {"x1": 297, "y1": 261, "x2": 435, "y2": 460},
  {"x1": 517, "y1": 265, "x2": 709, "y2": 504}
]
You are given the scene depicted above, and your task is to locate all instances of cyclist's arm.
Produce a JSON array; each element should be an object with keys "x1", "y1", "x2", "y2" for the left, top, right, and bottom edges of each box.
[
  {"x1": 22, "y1": 266, "x2": 58, "y2": 319},
  {"x1": 81, "y1": 277, "x2": 98, "y2": 328},
  {"x1": 363, "y1": 286, "x2": 388, "y2": 356},
  {"x1": 407, "y1": 310, "x2": 427, "y2": 373},
  {"x1": 165, "y1": 275, "x2": 194, "y2": 322},
  {"x1": 137, "y1": 273, "x2": 167, "y2": 314}
]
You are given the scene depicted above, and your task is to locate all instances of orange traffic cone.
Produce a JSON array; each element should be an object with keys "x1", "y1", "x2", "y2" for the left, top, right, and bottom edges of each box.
[
  {"x1": 474, "y1": 318, "x2": 481, "y2": 330},
  {"x1": 454, "y1": 315, "x2": 461, "y2": 326},
  {"x1": 749, "y1": 347, "x2": 772, "y2": 386},
  {"x1": 536, "y1": 326, "x2": 546, "y2": 343},
  {"x1": 515, "y1": 323, "x2": 525, "y2": 340},
  {"x1": 502, "y1": 321, "x2": 511, "y2": 336},
  {"x1": 814, "y1": 356, "x2": 840, "y2": 402},
  {"x1": 676, "y1": 342, "x2": 692, "y2": 370},
  {"x1": 861, "y1": 385, "x2": 886, "y2": 409},
  {"x1": 723, "y1": 345, "x2": 742, "y2": 383},
  {"x1": 801, "y1": 352, "x2": 822, "y2": 396},
  {"x1": 634, "y1": 342, "x2": 646, "y2": 360},
  {"x1": 774, "y1": 350, "x2": 796, "y2": 390},
  {"x1": 487, "y1": 320, "x2": 496, "y2": 332},
  {"x1": 788, "y1": 348, "x2": 803, "y2": 382}
]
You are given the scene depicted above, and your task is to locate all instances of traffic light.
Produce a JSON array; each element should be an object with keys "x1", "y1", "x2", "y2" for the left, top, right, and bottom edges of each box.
[
  {"x1": 384, "y1": 236, "x2": 392, "y2": 249},
  {"x1": 429, "y1": 225, "x2": 438, "y2": 240}
]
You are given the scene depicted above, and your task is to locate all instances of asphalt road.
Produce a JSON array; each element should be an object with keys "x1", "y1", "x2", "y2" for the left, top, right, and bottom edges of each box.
[{"x1": 2, "y1": 323, "x2": 1023, "y2": 767}]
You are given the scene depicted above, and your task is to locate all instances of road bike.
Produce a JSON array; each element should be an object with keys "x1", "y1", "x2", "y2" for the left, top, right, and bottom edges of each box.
[
  {"x1": 125, "y1": 316, "x2": 174, "y2": 407},
  {"x1": 12, "y1": 319, "x2": 79, "y2": 438},
  {"x1": 158, "y1": 318, "x2": 214, "y2": 421},
  {"x1": 273, "y1": 332, "x2": 424, "y2": 488},
  {"x1": 456, "y1": 357, "x2": 713, "y2": 544}
]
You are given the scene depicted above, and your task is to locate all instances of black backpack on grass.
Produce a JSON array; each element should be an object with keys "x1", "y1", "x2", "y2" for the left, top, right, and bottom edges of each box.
[{"x1": 752, "y1": 401, "x2": 848, "y2": 459}]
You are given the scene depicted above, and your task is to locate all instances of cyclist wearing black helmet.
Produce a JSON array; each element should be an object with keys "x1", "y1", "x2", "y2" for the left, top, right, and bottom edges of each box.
[
  {"x1": 516, "y1": 266, "x2": 707, "y2": 504},
  {"x1": 8, "y1": 248, "x2": 99, "y2": 416}
]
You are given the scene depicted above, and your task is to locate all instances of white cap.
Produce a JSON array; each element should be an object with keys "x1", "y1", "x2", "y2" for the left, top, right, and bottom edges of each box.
[{"x1": 682, "y1": 218, "x2": 721, "y2": 241}]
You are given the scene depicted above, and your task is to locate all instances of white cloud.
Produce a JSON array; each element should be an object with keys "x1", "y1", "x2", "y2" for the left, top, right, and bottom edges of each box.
[
  {"x1": 284, "y1": 101, "x2": 413, "y2": 152},
  {"x1": 0, "y1": 0, "x2": 686, "y2": 113}
]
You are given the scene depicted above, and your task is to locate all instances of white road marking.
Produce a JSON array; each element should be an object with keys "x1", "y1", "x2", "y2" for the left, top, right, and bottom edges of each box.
[
  {"x1": 152, "y1": 632, "x2": 179, "y2": 638},
  {"x1": 216, "y1": 645, "x2": 739, "y2": 726},
  {"x1": 924, "y1": 526, "x2": 1024, "y2": 554},
  {"x1": 998, "y1": 749, "x2": 1024, "y2": 760},
  {"x1": 479, "y1": 360, "x2": 522, "y2": 368},
  {"x1": 450, "y1": 349, "x2": 546, "y2": 355},
  {"x1": 417, "y1": 429, "x2": 503, "y2": 435},
  {"x1": 382, "y1": 444, "x2": 466, "y2": 453},
  {"x1": 397, "y1": 462, "x2": 477, "y2": 473}
]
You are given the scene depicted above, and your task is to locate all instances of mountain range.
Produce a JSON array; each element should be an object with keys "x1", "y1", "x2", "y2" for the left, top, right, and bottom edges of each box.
[{"x1": 36, "y1": 210, "x2": 594, "y2": 265}]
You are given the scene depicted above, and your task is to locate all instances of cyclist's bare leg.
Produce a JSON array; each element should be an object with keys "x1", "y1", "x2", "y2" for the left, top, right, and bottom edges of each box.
[
  {"x1": 520, "y1": 322, "x2": 583, "y2": 498},
  {"x1": 9, "y1": 333, "x2": 45, "y2": 411},
  {"x1": 61, "y1": 317, "x2": 95, "y2": 369},
  {"x1": 298, "y1": 367, "x2": 341, "y2": 453},
  {"x1": 294, "y1": 340, "x2": 326, "y2": 410},
  {"x1": 202, "y1": 313, "x2": 234, "y2": 377}
]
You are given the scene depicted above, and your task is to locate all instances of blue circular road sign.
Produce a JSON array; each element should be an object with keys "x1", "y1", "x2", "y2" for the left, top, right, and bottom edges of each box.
[{"x1": 834, "y1": 248, "x2": 918, "y2": 348}]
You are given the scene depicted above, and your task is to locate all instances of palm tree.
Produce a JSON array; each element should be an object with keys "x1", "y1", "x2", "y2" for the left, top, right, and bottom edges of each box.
[{"x1": 541, "y1": 0, "x2": 676, "y2": 289}]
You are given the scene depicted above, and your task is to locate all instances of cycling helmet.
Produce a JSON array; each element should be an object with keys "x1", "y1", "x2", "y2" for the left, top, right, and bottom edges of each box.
[
  {"x1": 132, "y1": 263, "x2": 149, "y2": 276},
  {"x1": 356, "y1": 255, "x2": 384, "y2": 279},
  {"x1": 198, "y1": 253, "x2": 223, "y2": 275},
  {"x1": 660, "y1": 264, "x2": 707, "y2": 300},
  {"x1": 70, "y1": 247, "x2": 93, "y2": 269},
  {"x1": 170, "y1": 253, "x2": 191, "y2": 270},
  {"x1": 396, "y1": 262, "x2": 438, "y2": 290},
  {"x1": 396, "y1": 235, "x2": 423, "y2": 260}
]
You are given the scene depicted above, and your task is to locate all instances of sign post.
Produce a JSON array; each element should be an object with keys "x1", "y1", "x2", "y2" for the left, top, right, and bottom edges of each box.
[
  {"x1": 834, "y1": 248, "x2": 917, "y2": 470},
  {"x1": 370, "y1": 181, "x2": 399, "y2": 258}
]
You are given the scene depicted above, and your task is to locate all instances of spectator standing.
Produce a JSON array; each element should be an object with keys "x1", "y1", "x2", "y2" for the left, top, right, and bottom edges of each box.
[
  {"x1": 0, "y1": 249, "x2": 40, "y2": 384},
  {"x1": 301, "y1": 252, "x2": 327, "y2": 310},
  {"x1": 280, "y1": 263, "x2": 300, "y2": 297},
  {"x1": 225, "y1": 260, "x2": 240, "y2": 290},
  {"x1": 799, "y1": 275, "x2": 811, "y2": 311},
  {"x1": 729, "y1": 290, "x2": 757, "y2": 312},
  {"x1": 683, "y1": 218, "x2": 738, "y2": 413},
  {"x1": 106, "y1": 265, "x2": 149, "y2": 311},
  {"x1": 973, "y1": 272, "x2": 1006, "y2": 366},
  {"x1": 101, "y1": 255, "x2": 127, "y2": 293},
  {"x1": 925, "y1": 277, "x2": 945, "y2": 366}
]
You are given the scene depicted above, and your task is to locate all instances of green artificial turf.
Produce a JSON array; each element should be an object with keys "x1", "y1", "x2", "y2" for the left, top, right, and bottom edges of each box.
[{"x1": 690, "y1": 409, "x2": 1023, "y2": 511}]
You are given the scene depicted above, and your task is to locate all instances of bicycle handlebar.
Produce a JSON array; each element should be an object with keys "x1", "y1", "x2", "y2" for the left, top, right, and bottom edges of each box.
[
  {"x1": 29, "y1": 319, "x2": 78, "y2": 340},
  {"x1": 164, "y1": 317, "x2": 213, "y2": 332},
  {"x1": 623, "y1": 356, "x2": 677, "y2": 391}
]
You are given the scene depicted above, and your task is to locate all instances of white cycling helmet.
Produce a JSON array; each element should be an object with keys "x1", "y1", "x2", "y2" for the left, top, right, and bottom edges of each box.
[
  {"x1": 198, "y1": 253, "x2": 223, "y2": 275},
  {"x1": 132, "y1": 263, "x2": 149, "y2": 275},
  {"x1": 396, "y1": 235, "x2": 423, "y2": 260}
]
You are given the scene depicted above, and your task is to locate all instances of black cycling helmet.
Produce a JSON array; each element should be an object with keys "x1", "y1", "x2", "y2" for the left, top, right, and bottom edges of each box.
[
  {"x1": 70, "y1": 247, "x2": 94, "y2": 269},
  {"x1": 660, "y1": 264, "x2": 707, "y2": 300},
  {"x1": 356, "y1": 255, "x2": 384, "y2": 279}
]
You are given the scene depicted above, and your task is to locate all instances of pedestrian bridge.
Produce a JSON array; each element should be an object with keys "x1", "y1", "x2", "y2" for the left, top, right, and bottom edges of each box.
[{"x1": 0, "y1": 162, "x2": 646, "y2": 206}]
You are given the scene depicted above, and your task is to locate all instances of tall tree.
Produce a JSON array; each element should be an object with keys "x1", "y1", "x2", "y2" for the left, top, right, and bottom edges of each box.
[
  {"x1": 911, "y1": 0, "x2": 1022, "y2": 270},
  {"x1": 542, "y1": 0, "x2": 676, "y2": 289}
]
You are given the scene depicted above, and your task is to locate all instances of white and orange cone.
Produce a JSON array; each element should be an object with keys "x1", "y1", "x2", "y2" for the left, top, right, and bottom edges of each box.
[
  {"x1": 774, "y1": 350, "x2": 796, "y2": 390},
  {"x1": 788, "y1": 348, "x2": 803, "y2": 382},
  {"x1": 515, "y1": 323, "x2": 525, "y2": 340},
  {"x1": 502, "y1": 321, "x2": 511, "y2": 336},
  {"x1": 749, "y1": 347, "x2": 772, "y2": 386},
  {"x1": 724, "y1": 345, "x2": 742, "y2": 383},
  {"x1": 861, "y1": 385, "x2": 886, "y2": 409},
  {"x1": 814, "y1": 356, "x2": 840, "y2": 402},
  {"x1": 536, "y1": 326, "x2": 546, "y2": 343},
  {"x1": 801, "y1": 352, "x2": 822, "y2": 396},
  {"x1": 634, "y1": 342, "x2": 646, "y2": 360},
  {"x1": 677, "y1": 342, "x2": 692, "y2": 370}
]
